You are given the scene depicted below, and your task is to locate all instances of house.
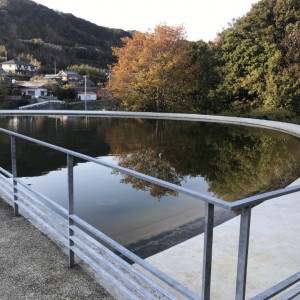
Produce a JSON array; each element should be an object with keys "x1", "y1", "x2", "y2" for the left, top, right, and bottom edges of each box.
[
  {"x1": 17, "y1": 82, "x2": 47, "y2": 99},
  {"x1": 0, "y1": 59, "x2": 36, "y2": 76},
  {"x1": 43, "y1": 71, "x2": 96, "y2": 88},
  {"x1": 44, "y1": 74, "x2": 62, "y2": 83},
  {"x1": 44, "y1": 70, "x2": 83, "y2": 86},
  {"x1": 57, "y1": 70, "x2": 82, "y2": 83},
  {"x1": 77, "y1": 92, "x2": 97, "y2": 101}
]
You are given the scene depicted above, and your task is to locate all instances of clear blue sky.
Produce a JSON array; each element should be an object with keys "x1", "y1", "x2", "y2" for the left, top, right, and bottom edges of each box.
[{"x1": 33, "y1": 0, "x2": 260, "y2": 42}]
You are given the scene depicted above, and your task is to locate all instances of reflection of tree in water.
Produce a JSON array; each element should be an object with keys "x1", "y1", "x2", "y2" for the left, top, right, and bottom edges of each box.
[
  {"x1": 113, "y1": 149, "x2": 183, "y2": 199},
  {"x1": 2, "y1": 116, "x2": 300, "y2": 202},
  {"x1": 0, "y1": 116, "x2": 111, "y2": 177},
  {"x1": 203, "y1": 130, "x2": 300, "y2": 201},
  {"x1": 111, "y1": 122, "x2": 300, "y2": 202}
]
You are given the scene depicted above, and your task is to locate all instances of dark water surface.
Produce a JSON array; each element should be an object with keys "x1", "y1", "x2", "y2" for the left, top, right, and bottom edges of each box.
[{"x1": 1, "y1": 115, "x2": 300, "y2": 257}]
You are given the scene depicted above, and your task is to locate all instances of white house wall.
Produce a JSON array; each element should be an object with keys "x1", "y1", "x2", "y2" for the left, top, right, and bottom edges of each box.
[
  {"x1": 79, "y1": 94, "x2": 97, "y2": 101},
  {"x1": 21, "y1": 88, "x2": 47, "y2": 99},
  {"x1": 2, "y1": 64, "x2": 15, "y2": 73}
]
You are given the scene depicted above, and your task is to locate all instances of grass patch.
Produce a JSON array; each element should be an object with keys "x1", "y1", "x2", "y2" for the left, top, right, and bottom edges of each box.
[{"x1": 222, "y1": 108, "x2": 300, "y2": 124}]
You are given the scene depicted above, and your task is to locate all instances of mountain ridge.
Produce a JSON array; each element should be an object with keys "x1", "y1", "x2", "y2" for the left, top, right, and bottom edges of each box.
[{"x1": 0, "y1": 0, "x2": 132, "y2": 71}]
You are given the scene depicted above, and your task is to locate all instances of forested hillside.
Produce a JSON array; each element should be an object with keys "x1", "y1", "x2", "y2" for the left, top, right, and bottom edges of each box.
[{"x1": 0, "y1": 0, "x2": 131, "y2": 72}]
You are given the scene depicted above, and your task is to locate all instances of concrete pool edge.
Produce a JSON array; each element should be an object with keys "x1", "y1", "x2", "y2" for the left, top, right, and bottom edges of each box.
[{"x1": 1, "y1": 109, "x2": 300, "y2": 138}]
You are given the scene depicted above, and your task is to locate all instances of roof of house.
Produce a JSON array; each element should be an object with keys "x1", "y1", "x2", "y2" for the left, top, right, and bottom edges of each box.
[
  {"x1": 0, "y1": 68, "x2": 15, "y2": 77},
  {"x1": 15, "y1": 81, "x2": 46, "y2": 88},
  {"x1": 78, "y1": 92, "x2": 97, "y2": 95},
  {"x1": 58, "y1": 70, "x2": 81, "y2": 76},
  {"x1": 0, "y1": 68, "x2": 8, "y2": 75},
  {"x1": 45, "y1": 74, "x2": 61, "y2": 79},
  {"x1": 1, "y1": 59, "x2": 35, "y2": 67}
]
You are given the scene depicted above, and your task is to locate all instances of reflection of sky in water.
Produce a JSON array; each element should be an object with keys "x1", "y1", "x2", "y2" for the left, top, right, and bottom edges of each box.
[{"x1": 21, "y1": 156, "x2": 210, "y2": 245}]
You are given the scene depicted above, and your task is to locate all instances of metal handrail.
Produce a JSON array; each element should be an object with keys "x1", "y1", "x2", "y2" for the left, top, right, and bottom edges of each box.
[
  {"x1": 230, "y1": 184, "x2": 300, "y2": 210},
  {"x1": 0, "y1": 127, "x2": 231, "y2": 210},
  {"x1": 0, "y1": 124, "x2": 299, "y2": 299},
  {"x1": 1, "y1": 127, "x2": 294, "y2": 211}
]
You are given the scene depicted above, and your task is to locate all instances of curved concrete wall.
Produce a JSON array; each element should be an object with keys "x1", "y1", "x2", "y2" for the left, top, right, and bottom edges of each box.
[{"x1": 1, "y1": 109, "x2": 300, "y2": 138}]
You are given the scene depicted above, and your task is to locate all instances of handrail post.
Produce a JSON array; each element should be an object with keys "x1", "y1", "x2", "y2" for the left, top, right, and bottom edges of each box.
[
  {"x1": 11, "y1": 135, "x2": 19, "y2": 216},
  {"x1": 235, "y1": 206, "x2": 252, "y2": 300},
  {"x1": 67, "y1": 154, "x2": 75, "y2": 267},
  {"x1": 202, "y1": 203, "x2": 214, "y2": 300}
]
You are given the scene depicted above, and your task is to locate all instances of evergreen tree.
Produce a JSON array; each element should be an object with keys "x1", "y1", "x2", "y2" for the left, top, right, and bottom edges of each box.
[{"x1": 213, "y1": 0, "x2": 300, "y2": 114}]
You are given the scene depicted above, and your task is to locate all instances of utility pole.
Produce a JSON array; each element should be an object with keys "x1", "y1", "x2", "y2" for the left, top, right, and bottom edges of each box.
[
  {"x1": 84, "y1": 75, "x2": 87, "y2": 111},
  {"x1": 54, "y1": 61, "x2": 57, "y2": 74}
]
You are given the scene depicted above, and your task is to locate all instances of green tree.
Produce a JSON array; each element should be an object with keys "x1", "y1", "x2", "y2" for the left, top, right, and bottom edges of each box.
[
  {"x1": 0, "y1": 86, "x2": 7, "y2": 104},
  {"x1": 189, "y1": 40, "x2": 221, "y2": 113},
  {"x1": 0, "y1": 44, "x2": 7, "y2": 62},
  {"x1": 54, "y1": 84, "x2": 77, "y2": 100},
  {"x1": 0, "y1": 75, "x2": 7, "y2": 107},
  {"x1": 213, "y1": 0, "x2": 300, "y2": 114},
  {"x1": 284, "y1": 22, "x2": 300, "y2": 63},
  {"x1": 18, "y1": 53, "x2": 41, "y2": 71}
]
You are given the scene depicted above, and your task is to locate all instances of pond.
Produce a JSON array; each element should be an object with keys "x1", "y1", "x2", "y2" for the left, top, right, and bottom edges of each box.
[{"x1": 0, "y1": 115, "x2": 300, "y2": 258}]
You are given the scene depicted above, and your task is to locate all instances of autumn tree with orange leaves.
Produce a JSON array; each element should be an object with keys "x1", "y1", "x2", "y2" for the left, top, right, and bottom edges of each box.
[{"x1": 109, "y1": 25, "x2": 198, "y2": 112}]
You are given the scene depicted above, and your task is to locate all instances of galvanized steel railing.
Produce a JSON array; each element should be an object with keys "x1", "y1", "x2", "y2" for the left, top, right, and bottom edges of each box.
[{"x1": 0, "y1": 126, "x2": 299, "y2": 300}]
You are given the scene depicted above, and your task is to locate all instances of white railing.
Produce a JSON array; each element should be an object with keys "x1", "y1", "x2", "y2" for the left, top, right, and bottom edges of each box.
[{"x1": 18, "y1": 100, "x2": 65, "y2": 110}]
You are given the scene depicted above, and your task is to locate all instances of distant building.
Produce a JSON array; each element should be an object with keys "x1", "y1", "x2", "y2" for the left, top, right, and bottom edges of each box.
[
  {"x1": 57, "y1": 70, "x2": 82, "y2": 83},
  {"x1": 78, "y1": 92, "x2": 97, "y2": 101},
  {"x1": 44, "y1": 70, "x2": 83, "y2": 86},
  {"x1": 17, "y1": 82, "x2": 47, "y2": 99},
  {"x1": 44, "y1": 74, "x2": 61, "y2": 83},
  {"x1": 0, "y1": 59, "x2": 36, "y2": 76}
]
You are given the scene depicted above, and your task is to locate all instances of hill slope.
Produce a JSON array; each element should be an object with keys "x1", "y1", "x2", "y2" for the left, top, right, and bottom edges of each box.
[{"x1": 0, "y1": 0, "x2": 132, "y2": 71}]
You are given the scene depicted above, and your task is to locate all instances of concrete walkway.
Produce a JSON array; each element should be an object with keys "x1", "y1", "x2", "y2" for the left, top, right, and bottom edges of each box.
[
  {"x1": 145, "y1": 178, "x2": 300, "y2": 299},
  {"x1": 0, "y1": 197, "x2": 114, "y2": 300}
]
